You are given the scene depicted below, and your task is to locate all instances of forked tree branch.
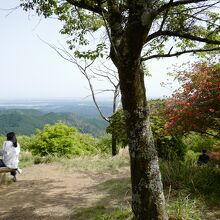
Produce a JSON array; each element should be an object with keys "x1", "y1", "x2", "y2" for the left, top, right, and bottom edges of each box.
[
  {"x1": 90, "y1": 69, "x2": 118, "y2": 87},
  {"x1": 141, "y1": 47, "x2": 220, "y2": 61},
  {"x1": 162, "y1": 31, "x2": 220, "y2": 44},
  {"x1": 147, "y1": 30, "x2": 220, "y2": 44}
]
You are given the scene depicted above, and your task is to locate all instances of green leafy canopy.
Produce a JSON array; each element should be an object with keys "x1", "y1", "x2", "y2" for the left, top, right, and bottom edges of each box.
[{"x1": 20, "y1": 1, "x2": 220, "y2": 61}]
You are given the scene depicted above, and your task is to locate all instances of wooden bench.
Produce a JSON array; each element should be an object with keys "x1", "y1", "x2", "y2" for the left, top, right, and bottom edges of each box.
[
  {"x1": 0, "y1": 167, "x2": 15, "y2": 173},
  {"x1": 0, "y1": 154, "x2": 19, "y2": 183},
  {"x1": 0, "y1": 167, "x2": 16, "y2": 183}
]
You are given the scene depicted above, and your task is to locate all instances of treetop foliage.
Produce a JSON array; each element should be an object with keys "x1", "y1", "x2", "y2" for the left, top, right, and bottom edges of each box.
[{"x1": 20, "y1": 0, "x2": 220, "y2": 60}]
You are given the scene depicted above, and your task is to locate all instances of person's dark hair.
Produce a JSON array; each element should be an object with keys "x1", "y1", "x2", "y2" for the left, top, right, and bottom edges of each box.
[
  {"x1": 202, "y1": 149, "x2": 207, "y2": 153},
  {"x1": 6, "y1": 132, "x2": 17, "y2": 148}
]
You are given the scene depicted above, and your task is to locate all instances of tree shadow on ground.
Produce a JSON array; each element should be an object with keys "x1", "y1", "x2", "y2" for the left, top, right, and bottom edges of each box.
[{"x1": 0, "y1": 179, "x2": 87, "y2": 220}]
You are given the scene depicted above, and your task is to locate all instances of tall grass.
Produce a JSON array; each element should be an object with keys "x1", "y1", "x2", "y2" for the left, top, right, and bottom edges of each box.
[
  {"x1": 57, "y1": 154, "x2": 130, "y2": 172},
  {"x1": 167, "y1": 194, "x2": 201, "y2": 220},
  {"x1": 160, "y1": 160, "x2": 220, "y2": 204},
  {"x1": 19, "y1": 150, "x2": 130, "y2": 171}
]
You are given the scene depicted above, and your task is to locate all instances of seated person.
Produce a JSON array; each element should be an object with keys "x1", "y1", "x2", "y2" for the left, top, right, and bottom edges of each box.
[
  {"x1": 197, "y1": 149, "x2": 210, "y2": 165},
  {"x1": 0, "y1": 132, "x2": 21, "y2": 181}
]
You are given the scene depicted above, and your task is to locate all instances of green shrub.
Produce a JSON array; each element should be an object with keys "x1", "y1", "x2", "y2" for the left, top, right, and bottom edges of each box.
[
  {"x1": 183, "y1": 132, "x2": 219, "y2": 152},
  {"x1": 28, "y1": 122, "x2": 99, "y2": 157},
  {"x1": 0, "y1": 135, "x2": 5, "y2": 146},
  {"x1": 17, "y1": 135, "x2": 33, "y2": 151},
  {"x1": 154, "y1": 134, "x2": 186, "y2": 160},
  {"x1": 184, "y1": 150, "x2": 200, "y2": 165},
  {"x1": 96, "y1": 135, "x2": 113, "y2": 154}
]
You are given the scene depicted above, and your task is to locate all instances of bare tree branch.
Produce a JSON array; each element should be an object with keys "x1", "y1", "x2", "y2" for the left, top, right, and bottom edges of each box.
[
  {"x1": 37, "y1": 36, "x2": 122, "y2": 122},
  {"x1": 0, "y1": 5, "x2": 20, "y2": 17},
  {"x1": 93, "y1": 66, "x2": 119, "y2": 81},
  {"x1": 83, "y1": 72, "x2": 110, "y2": 122},
  {"x1": 98, "y1": 60, "x2": 119, "y2": 80},
  {"x1": 90, "y1": 69, "x2": 118, "y2": 87}
]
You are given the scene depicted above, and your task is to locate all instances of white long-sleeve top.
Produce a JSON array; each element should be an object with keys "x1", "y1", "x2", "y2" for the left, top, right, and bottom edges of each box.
[{"x1": 2, "y1": 141, "x2": 20, "y2": 169}]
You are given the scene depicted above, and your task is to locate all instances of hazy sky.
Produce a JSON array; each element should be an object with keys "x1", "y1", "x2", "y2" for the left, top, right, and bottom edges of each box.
[{"x1": 0, "y1": 1, "x2": 187, "y2": 100}]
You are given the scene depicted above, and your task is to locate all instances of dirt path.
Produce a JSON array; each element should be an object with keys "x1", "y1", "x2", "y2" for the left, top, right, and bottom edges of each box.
[{"x1": 0, "y1": 164, "x2": 130, "y2": 220}]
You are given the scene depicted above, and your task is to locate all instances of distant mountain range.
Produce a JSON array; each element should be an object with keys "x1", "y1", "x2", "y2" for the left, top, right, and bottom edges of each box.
[{"x1": 0, "y1": 99, "x2": 113, "y2": 137}]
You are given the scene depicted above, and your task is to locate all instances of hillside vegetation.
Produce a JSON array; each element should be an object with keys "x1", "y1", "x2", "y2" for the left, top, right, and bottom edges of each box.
[{"x1": 0, "y1": 109, "x2": 107, "y2": 137}]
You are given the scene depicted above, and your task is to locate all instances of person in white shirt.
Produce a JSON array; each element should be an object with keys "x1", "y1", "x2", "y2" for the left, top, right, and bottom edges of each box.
[{"x1": 0, "y1": 132, "x2": 21, "y2": 182}]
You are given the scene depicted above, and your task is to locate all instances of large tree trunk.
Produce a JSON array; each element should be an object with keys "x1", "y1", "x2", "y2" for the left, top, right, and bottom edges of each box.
[
  {"x1": 108, "y1": 2, "x2": 167, "y2": 218},
  {"x1": 118, "y1": 64, "x2": 168, "y2": 220}
]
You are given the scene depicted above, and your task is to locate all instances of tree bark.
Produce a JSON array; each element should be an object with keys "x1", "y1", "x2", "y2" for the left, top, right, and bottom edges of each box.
[{"x1": 118, "y1": 63, "x2": 168, "y2": 220}]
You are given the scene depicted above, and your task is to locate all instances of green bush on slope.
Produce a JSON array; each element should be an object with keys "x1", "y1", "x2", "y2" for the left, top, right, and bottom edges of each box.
[{"x1": 28, "y1": 122, "x2": 99, "y2": 157}]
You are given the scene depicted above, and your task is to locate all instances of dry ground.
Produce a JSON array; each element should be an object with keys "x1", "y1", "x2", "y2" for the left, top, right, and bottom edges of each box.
[{"x1": 0, "y1": 163, "x2": 130, "y2": 220}]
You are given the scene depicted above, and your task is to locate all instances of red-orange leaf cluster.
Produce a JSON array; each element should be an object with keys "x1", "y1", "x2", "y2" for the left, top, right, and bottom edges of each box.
[{"x1": 165, "y1": 62, "x2": 220, "y2": 134}]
